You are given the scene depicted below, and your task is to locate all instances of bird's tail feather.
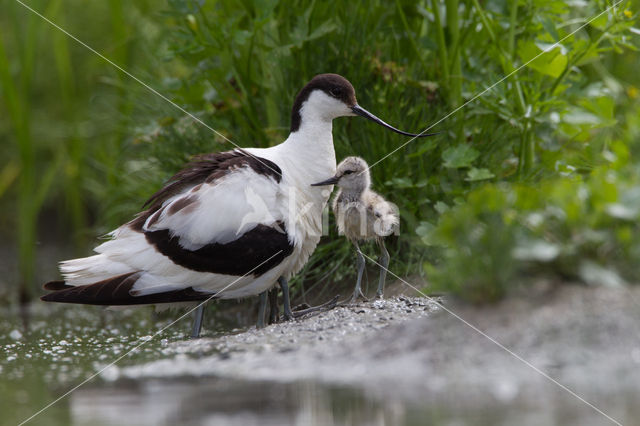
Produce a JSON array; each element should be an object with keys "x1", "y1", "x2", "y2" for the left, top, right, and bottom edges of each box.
[
  {"x1": 60, "y1": 254, "x2": 133, "y2": 286},
  {"x1": 40, "y1": 272, "x2": 213, "y2": 306}
]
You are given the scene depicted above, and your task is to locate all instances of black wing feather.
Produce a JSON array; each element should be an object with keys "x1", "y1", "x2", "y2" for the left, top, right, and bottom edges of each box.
[{"x1": 145, "y1": 222, "x2": 293, "y2": 277}]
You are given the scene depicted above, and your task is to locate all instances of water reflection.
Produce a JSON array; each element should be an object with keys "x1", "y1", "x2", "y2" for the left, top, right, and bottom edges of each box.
[
  {"x1": 71, "y1": 378, "x2": 408, "y2": 426},
  {"x1": 69, "y1": 375, "x2": 640, "y2": 426}
]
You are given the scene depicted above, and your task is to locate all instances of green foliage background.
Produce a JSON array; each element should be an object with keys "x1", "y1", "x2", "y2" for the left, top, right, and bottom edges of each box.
[{"x1": 1, "y1": 0, "x2": 639, "y2": 305}]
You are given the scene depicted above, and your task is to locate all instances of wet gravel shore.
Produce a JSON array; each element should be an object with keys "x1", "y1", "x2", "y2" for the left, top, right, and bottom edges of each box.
[
  {"x1": 106, "y1": 285, "x2": 640, "y2": 425},
  {"x1": 109, "y1": 295, "x2": 441, "y2": 382}
]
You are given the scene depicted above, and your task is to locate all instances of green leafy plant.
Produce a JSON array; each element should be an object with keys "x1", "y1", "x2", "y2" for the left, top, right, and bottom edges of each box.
[{"x1": 421, "y1": 140, "x2": 640, "y2": 301}]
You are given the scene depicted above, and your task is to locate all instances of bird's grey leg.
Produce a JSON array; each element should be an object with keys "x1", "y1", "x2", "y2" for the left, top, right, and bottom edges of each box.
[
  {"x1": 256, "y1": 291, "x2": 267, "y2": 328},
  {"x1": 268, "y1": 288, "x2": 279, "y2": 324},
  {"x1": 263, "y1": 278, "x2": 340, "y2": 323},
  {"x1": 278, "y1": 276, "x2": 294, "y2": 321},
  {"x1": 191, "y1": 304, "x2": 205, "y2": 338},
  {"x1": 350, "y1": 242, "x2": 368, "y2": 303},
  {"x1": 377, "y1": 240, "x2": 390, "y2": 299}
]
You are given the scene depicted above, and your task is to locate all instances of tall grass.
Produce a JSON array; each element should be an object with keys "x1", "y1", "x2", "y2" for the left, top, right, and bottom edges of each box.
[
  {"x1": 1, "y1": 5, "x2": 39, "y2": 303},
  {"x1": 49, "y1": 0, "x2": 86, "y2": 247},
  {"x1": 0, "y1": 0, "x2": 161, "y2": 304}
]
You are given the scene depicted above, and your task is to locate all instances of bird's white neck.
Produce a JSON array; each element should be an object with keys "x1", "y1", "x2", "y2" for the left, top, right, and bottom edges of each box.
[
  {"x1": 279, "y1": 118, "x2": 337, "y2": 184},
  {"x1": 239, "y1": 113, "x2": 338, "y2": 264}
]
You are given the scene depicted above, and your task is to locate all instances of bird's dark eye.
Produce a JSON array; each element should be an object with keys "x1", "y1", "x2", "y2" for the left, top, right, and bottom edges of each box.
[
  {"x1": 329, "y1": 88, "x2": 343, "y2": 98},
  {"x1": 343, "y1": 170, "x2": 354, "y2": 175}
]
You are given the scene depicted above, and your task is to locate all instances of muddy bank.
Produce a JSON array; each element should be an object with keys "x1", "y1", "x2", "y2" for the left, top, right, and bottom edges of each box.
[{"x1": 101, "y1": 285, "x2": 640, "y2": 425}]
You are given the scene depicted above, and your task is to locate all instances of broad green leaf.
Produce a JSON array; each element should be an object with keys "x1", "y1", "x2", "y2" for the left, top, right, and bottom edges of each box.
[
  {"x1": 512, "y1": 240, "x2": 560, "y2": 262},
  {"x1": 518, "y1": 40, "x2": 567, "y2": 78},
  {"x1": 578, "y1": 261, "x2": 626, "y2": 287},
  {"x1": 605, "y1": 203, "x2": 638, "y2": 220},
  {"x1": 442, "y1": 144, "x2": 479, "y2": 168},
  {"x1": 580, "y1": 94, "x2": 615, "y2": 122},
  {"x1": 589, "y1": 13, "x2": 608, "y2": 31},
  {"x1": 386, "y1": 177, "x2": 415, "y2": 189},
  {"x1": 540, "y1": 17, "x2": 560, "y2": 41},
  {"x1": 416, "y1": 221, "x2": 438, "y2": 245},
  {"x1": 562, "y1": 108, "x2": 601, "y2": 125},
  {"x1": 466, "y1": 168, "x2": 495, "y2": 181},
  {"x1": 434, "y1": 201, "x2": 449, "y2": 214},
  {"x1": 606, "y1": 187, "x2": 640, "y2": 219},
  {"x1": 574, "y1": 40, "x2": 600, "y2": 66},
  {"x1": 308, "y1": 20, "x2": 337, "y2": 40}
]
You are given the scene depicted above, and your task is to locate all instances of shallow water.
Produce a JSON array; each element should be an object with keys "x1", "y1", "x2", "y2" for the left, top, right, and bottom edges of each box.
[
  {"x1": 2, "y1": 298, "x2": 639, "y2": 426},
  {"x1": 0, "y1": 303, "x2": 193, "y2": 425},
  {"x1": 1, "y1": 303, "x2": 429, "y2": 426},
  {"x1": 2, "y1": 302, "x2": 426, "y2": 426}
]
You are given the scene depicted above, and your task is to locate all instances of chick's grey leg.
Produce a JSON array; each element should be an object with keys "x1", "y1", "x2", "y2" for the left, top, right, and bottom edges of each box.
[
  {"x1": 257, "y1": 291, "x2": 267, "y2": 328},
  {"x1": 191, "y1": 304, "x2": 205, "y2": 338},
  {"x1": 377, "y1": 240, "x2": 390, "y2": 299},
  {"x1": 350, "y1": 242, "x2": 368, "y2": 303},
  {"x1": 278, "y1": 276, "x2": 294, "y2": 321}
]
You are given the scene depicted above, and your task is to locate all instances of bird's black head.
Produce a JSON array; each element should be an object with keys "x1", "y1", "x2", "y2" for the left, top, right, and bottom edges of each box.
[
  {"x1": 290, "y1": 74, "x2": 357, "y2": 132},
  {"x1": 290, "y1": 73, "x2": 440, "y2": 138}
]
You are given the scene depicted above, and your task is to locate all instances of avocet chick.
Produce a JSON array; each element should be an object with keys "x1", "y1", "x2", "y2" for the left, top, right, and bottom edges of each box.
[{"x1": 311, "y1": 157, "x2": 398, "y2": 302}]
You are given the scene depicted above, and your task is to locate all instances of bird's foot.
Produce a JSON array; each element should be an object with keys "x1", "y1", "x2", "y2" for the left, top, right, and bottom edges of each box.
[
  {"x1": 282, "y1": 310, "x2": 294, "y2": 322},
  {"x1": 347, "y1": 289, "x2": 369, "y2": 305},
  {"x1": 290, "y1": 295, "x2": 340, "y2": 320}
]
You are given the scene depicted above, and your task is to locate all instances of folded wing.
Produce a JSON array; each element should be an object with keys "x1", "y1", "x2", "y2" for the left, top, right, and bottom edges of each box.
[{"x1": 42, "y1": 150, "x2": 294, "y2": 305}]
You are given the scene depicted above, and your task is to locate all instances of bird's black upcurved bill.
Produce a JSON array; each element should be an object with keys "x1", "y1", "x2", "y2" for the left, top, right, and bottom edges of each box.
[{"x1": 351, "y1": 105, "x2": 439, "y2": 138}]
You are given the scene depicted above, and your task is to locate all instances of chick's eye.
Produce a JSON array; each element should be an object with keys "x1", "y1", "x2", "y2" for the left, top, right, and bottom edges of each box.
[
  {"x1": 343, "y1": 170, "x2": 354, "y2": 175},
  {"x1": 329, "y1": 88, "x2": 343, "y2": 98}
]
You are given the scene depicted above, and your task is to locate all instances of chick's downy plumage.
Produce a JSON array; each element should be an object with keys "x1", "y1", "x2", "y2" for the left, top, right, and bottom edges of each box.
[{"x1": 330, "y1": 157, "x2": 399, "y2": 242}]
